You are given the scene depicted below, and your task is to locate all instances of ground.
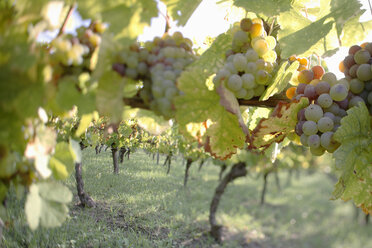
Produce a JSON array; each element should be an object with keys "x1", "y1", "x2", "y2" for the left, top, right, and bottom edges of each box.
[{"x1": 3, "y1": 148, "x2": 372, "y2": 248}]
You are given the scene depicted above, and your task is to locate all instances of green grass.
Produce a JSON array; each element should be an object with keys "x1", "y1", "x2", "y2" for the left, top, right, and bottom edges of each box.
[{"x1": 3, "y1": 148, "x2": 372, "y2": 248}]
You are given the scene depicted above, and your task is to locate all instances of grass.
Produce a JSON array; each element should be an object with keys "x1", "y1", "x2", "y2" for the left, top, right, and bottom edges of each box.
[{"x1": 3, "y1": 148, "x2": 372, "y2": 248}]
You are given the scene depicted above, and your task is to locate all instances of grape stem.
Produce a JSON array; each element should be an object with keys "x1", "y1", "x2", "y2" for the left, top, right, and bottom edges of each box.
[{"x1": 57, "y1": 4, "x2": 76, "y2": 37}]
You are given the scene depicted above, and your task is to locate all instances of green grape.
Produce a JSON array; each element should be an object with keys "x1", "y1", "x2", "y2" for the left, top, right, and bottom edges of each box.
[
  {"x1": 337, "y1": 78, "x2": 350, "y2": 91},
  {"x1": 317, "y1": 117, "x2": 334, "y2": 133},
  {"x1": 235, "y1": 88, "x2": 247, "y2": 98},
  {"x1": 241, "y1": 73, "x2": 256, "y2": 89},
  {"x1": 330, "y1": 84, "x2": 348, "y2": 101},
  {"x1": 356, "y1": 63, "x2": 372, "y2": 81},
  {"x1": 310, "y1": 146, "x2": 325, "y2": 156},
  {"x1": 253, "y1": 85, "x2": 265, "y2": 96},
  {"x1": 349, "y1": 78, "x2": 364, "y2": 94},
  {"x1": 265, "y1": 36, "x2": 276, "y2": 50},
  {"x1": 354, "y1": 49, "x2": 371, "y2": 64},
  {"x1": 304, "y1": 104, "x2": 323, "y2": 122},
  {"x1": 245, "y1": 49, "x2": 259, "y2": 61},
  {"x1": 348, "y1": 96, "x2": 365, "y2": 108},
  {"x1": 251, "y1": 37, "x2": 269, "y2": 56},
  {"x1": 256, "y1": 59, "x2": 266, "y2": 70},
  {"x1": 321, "y1": 72, "x2": 337, "y2": 86},
  {"x1": 317, "y1": 93, "x2": 333, "y2": 108},
  {"x1": 261, "y1": 50, "x2": 277, "y2": 63},
  {"x1": 307, "y1": 134, "x2": 320, "y2": 148},
  {"x1": 233, "y1": 53, "x2": 247, "y2": 72},
  {"x1": 368, "y1": 92, "x2": 372, "y2": 105},
  {"x1": 255, "y1": 70, "x2": 270, "y2": 85},
  {"x1": 302, "y1": 120, "x2": 318, "y2": 135},
  {"x1": 233, "y1": 30, "x2": 249, "y2": 46},
  {"x1": 324, "y1": 103, "x2": 341, "y2": 115},
  {"x1": 165, "y1": 87, "x2": 178, "y2": 99},
  {"x1": 300, "y1": 134, "x2": 309, "y2": 147},
  {"x1": 244, "y1": 89, "x2": 255, "y2": 100},
  {"x1": 245, "y1": 62, "x2": 257, "y2": 73},
  {"x1": 227, "y1": 74, "x2": 243, "y2": 91}
]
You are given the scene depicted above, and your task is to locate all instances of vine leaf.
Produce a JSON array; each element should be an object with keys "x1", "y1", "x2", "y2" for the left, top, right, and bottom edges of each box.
[
  {"x1": 277, "y1": 0, "x2": 364, "y2": 58},
  {"x1": 25, "y1": 182, "x2": 72, "y2": 230},
  {"x1": 78, "y1": 0, "x2": 157, "y2": 45},
  {"x1": 161, "y1": 0, "x2": 203, "y2": 26},
  {"x1": 250, "y1": 97, "x2": 309, "y2": 150},
  {"x1": 49, "y1": 142, "x2": 74, "y2": 180},
  {"x1": 175, "y1": 32, "x2": 246, "y2": 159},
  {"x1": 260, "y1": 61, "x2": 299, "y2": 101},
  {"x1": 332, "y1": 103, "x2": 372, "y2": 214},
  {"x1": 232, "y1": 0, "x2": 292, "y2": 17}
]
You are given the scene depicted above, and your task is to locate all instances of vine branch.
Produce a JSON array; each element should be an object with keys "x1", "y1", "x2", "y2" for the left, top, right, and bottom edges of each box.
[{"x1": 57, "y1": 4, "x2": 76, "y2": 37}]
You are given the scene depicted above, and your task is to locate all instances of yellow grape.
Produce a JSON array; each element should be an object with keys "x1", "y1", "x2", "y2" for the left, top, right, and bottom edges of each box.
[
  {"x1": 251, "y1": 37, "x2": 269, "y2": 56},
  {"x1": 250, "y1": 23, "x2": 264, "y2": 38},
  {"x1": 265, "y1": 36, "x2": 276, "y2": 50},
  {"x1": 262, "y1": 50, "x2": 277, "y2": 63}
]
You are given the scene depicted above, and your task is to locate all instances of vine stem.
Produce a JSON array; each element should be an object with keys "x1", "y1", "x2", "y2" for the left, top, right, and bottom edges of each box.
[
  {"x1": 368, "y1": 0, "x2": 372, "y2": 15},
  {"x1": 57, "y1": 4, "x2": 76, "y2": 37}
]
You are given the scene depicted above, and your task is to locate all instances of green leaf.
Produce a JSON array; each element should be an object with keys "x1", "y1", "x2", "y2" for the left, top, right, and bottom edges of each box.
[
  {"x1": 78, "y1": 0, "x2": 157, "y2": 45},
  {"x1": 123, "y1": 107, "x2": 170, "y2": 135},
  {"x1": 49, "y1": 142, "x2": 74, "y2": 180},
  {"x1": 251, "y1": 97, "x2": 309, "y2": 150},
  {"x1": 56, "y1": 76, "x2": 81, "y2": 112},
  {"x1": 341, "y1": 13, "x2": 372, "y2": 47},
  {"x1": 161, "y1": 0, "x2": 203, "y2": 26},
  {"x1": 277, "y1": 0, "x2": 364, "y2": 58},
  {"x1": 233, "y1": 0, "x2": 292, "y2": 17},
  {"x1": 332, "y1": 103, "x2": 372, "y2": 214},
  {"x1": 69, "y1": 138, "x2": 82, "y2": 164},
  {"x1": 25, "y1": 182, "x2": 72, "y2": 230},
  {"x1": 96, "y1": 71, "x2": 125, "y2": 123},
  {"x1": 260, "y1": 61, "x2": 299, "y2": 101},
  {"x1": 75, "y1": 114, "x2": 93, "y2": 137}
]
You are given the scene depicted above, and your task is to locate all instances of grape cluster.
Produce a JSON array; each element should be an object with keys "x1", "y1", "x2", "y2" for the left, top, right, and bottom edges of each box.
[
  {"x1": 49, "y1": 21, "x2": 106, "y2": 68},
  {"x1": 212, "y1": 18, "x2": 279, "y2": 100},
  {"x1": 339, "y1": 43, "x2": 372, "y2": 114},
  {"x1": 112, "y1": 32, "x2": 196, "y2": 119},
  {"x1": 290, "y1": 66, "x2": 351, "y2": 156}
]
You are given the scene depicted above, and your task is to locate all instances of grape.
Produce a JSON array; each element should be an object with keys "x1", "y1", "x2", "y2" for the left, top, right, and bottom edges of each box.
[
  {"x1": 330, "y1": 84, "x2": 348, "y2": 101},
  {"x1": 253, "y1": 85, "x2": 265, "y2": 96},
  {"x1": 302, "y1": 120, "x2": 318, "y2": 135},
  {"x1": 245, "y1": 62, "x2": 257, "y2": 73},
  {"x1": 286, "y1": 87, "x2": 297, "y2": 99},
  {"x1": 240, "y1": 18, "x2": 253, "y2": 32},
  {"x1": 298, "y1": 70, "x2": 314, "y2": 84},
  {"x1": 252, "y1": 37, "x2": 269, "y2": 56},
  {"x1": 261, "y1": 50, "x2": 277, "y2": 63},
  {"x1": 349, "y1": 78, "x2": 364, "y2": 94},
  {"x1": 165, "y1": 87, "x2": 178, "y2": 98},
  {"x1": 356, "y1": 63, "x2": 372, "y2": 81},
  {"x1": 245, "y1": 49, "x2": 259, "y2": 61},
  {"x1": 339, "y1": 61, "x2": 345, "y2": 73},
  {"x1": 112, "y1": 63, "x2": 126, "y2": 76},
  {"x1": 296, "y1": 83, "x2": 307, "y2": 95},
  {"x1": 312, "y1": 65, "x2": 325, "y2": 79},
  {"x1": 236, "y1": 88, "x2": 247, "y2": 98},
  {"x1": 323, "y1": 112, "x2": 335, "y2": 121},
  {"x1": 321, "y1": 72, "x2": 337, "y2": 86},
  {"x1": 304, "y1": 84, "x2": 317, "y2": 100},
  {"x1": 343, "y1": 55, "x2": 355, "y2": 69},
  {"x1": 348, "y1": 96, "x2": 365, "y2": 108},
  {"x1": 348, "y1": 64, "x2": 359, "y2": 78},
  {"x1": 335, "y1": 99, "x2": 349, "y2": 110},
  {"x1": 244, "y1": 90, "x2": 255, "y2": 100},
  {"x1": 233, "y1": 30, "x2": 249, "y2": 46},
  {"x1": 365, "y1": 81, "x2": 372, "y2": 91},
  {"x1": 309, "y1": 79, "x2": 320, "y2": 86},
  {"x1": 295, "y1": 121, "x2": 305, "y2": 136},
  {"x1": 368, "y1": 92, "x2": 372, "y2": 105},
  {"x1": 324, "y1": 103, "x2": 341, "y2": 115},
  {"x1": 233, "y1": 53, "x2": 247, "y2": 72},
  {"x1": 250, "y1": 23, "x2": 264, "y2": 38},
  {"x1": 265, "y1": 36, "x2": 277, "y2": 50},
  {"x1": 227, "y1": 74, "x2": 243, "y2": 91},
  {"x1": 354, "y1": 49, "x2": 371, "y2": 64},
  {"x1": 337, "y1": 78, "x2": 350, "y2": 91},
  {"x1": 300, "y1": 134, "x2": 309, "y2": 147},
  {"x1": 256, "y1": 59, "x2": 266, "y2": 70},
  {"x1": 333, "y1": 116, "x2": 342, "y2": 125},
  {"x1": 305, "y1": 104, "x2": 323, "y2": 122},
  {"x1": 317, "y1": 93, "x2": 333, "y2": 108},
  {"x1": 315, "y1": 81, "x2": 330, "y2": 95},
  {"x1": 310, "y1": 146, "x2": 325, "y2": 156},
  {"x1": 255, "y1": 70, "x2": 270, "y2": 85},
  {"x1": 225, "y1": 62, "x2": 238, "y2": 74},
  {"x1": 297, "y1": 108, "x2": 306, "y2": 121},
  {"x1": 308, "y1": 134, "x2": 320, "y2": 148},
  {"x1": 317, "y1": 117, "x2": 334, "y2": 133},
  {"x1": 349, "y1": 45, "x2": 362, "y2": 55},
  {"x1": 338, "y1": 109, "x2": 347, "y2": 117},
  {"x1": 241, "y1": 73, "x2": 256, "y2": 89}
]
